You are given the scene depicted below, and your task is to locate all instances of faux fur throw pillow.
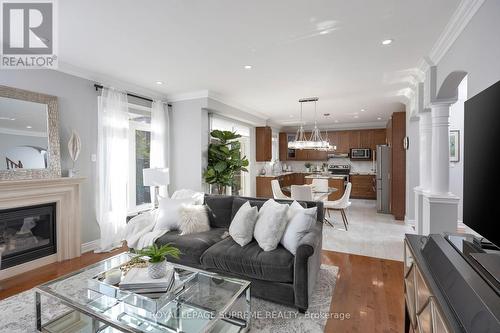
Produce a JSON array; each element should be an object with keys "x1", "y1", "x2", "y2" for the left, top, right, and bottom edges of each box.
[{"x1": 179, "y1": 204, "x2": 210, "y2": 235}]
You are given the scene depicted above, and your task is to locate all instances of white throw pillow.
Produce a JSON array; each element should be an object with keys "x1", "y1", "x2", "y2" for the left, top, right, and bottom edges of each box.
[
  {"x1": 253, "y1": 199, "x2": 289, "y2": 251},
  {"x1": 171, "y1": 189, "x2": 204, "y2": 205},
  {"x1": 154, "y1": 197, "x2": 194, "y2": 231},
  {"x1": 280, "y1": 201, "x2": 317, "y2": 255},
  {"x1": 229, "y1": 202, "x2": 259, "y2": 246},
  {"x1": 179, "y1": 204, "x2": 210, "y2": 235}
]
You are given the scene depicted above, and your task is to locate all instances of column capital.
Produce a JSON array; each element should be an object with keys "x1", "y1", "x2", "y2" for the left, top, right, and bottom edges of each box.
[{"x1": 429, "y1": 98, "x2": 456, "y2": 108}]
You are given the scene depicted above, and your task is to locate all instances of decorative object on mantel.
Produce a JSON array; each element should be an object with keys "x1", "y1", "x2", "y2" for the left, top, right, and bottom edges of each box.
[
  {"x1": 134, "y1": 244, "x2": 180, "y2": 279},
  {"x1": 449, "y1": 130, "x2": 460, "y2": 162},
  {"x1": 67, "y1": 130, "x2": 81, "y2": 177},
  {"x1": 203, "y1": 130, "x2": 249, "y2": 194},
  {"x1": 288, "y1": 97, "x2": 336, "y2": 151}
]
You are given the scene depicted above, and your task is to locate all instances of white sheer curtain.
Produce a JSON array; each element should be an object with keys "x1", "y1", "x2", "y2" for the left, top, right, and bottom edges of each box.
[
  {"x1": 95, "y1": 88, "x2": 129, "y2": 252},
  {"x1": 150, "y1": 100, "x2": 170, "y2": 197}
]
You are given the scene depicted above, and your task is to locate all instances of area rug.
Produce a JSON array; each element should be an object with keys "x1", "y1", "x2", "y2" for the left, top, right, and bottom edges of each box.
[{"x1": 0, "y1": 265, "x2": 338, "y2": 333}]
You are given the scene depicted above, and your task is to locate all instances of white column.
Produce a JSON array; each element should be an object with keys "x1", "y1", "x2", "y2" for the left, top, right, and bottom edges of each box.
[
  {"x1": 430, "y1": 103, "x2": 452, "y2": 194},
  {"x1": 419, "y1": 110, "x2": 432, "y2": 190}
]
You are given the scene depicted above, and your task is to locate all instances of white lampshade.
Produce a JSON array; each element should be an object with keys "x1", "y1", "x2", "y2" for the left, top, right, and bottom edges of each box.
[{"x1": 143, "y1": 168, "x2": 169, "y2": 187}]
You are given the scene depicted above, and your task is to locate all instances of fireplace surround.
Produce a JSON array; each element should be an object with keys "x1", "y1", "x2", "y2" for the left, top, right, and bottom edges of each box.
[{"x1": 0, "y1": 177, "x2": 84, "y2": 280}]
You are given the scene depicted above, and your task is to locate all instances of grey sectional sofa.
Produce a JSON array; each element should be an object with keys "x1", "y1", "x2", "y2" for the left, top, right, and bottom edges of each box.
[{"x1": 155, "y1": 194, "x2": 324, "y2": 312}]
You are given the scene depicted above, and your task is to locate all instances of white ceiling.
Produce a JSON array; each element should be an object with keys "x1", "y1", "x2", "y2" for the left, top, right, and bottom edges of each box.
[{"x1": 58, "y1": 0, "x2": 460, "y2": 126}]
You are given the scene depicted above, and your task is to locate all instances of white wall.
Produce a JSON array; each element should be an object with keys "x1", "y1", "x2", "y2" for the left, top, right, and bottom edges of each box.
[
  {"x1": 449, "y1": 77, "x2": 467, "y2": 222},
  {"x1": 169, "y1": 98, "x2": 207, "y2": 193},
  {"x1": 436, "y1": 0, "x2": 500, "y2": 99}
]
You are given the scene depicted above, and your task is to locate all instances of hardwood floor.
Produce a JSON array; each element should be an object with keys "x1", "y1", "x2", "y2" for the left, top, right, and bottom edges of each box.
[
  {"x1": 323, "y1": 251, "x2": 404, "y2": 333},
  {"x1": 0, "y1": 248, "x2": 404, "y2": 333}
]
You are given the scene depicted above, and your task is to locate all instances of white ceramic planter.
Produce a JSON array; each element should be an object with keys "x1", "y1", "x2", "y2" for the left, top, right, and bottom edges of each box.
[{"x1": 148, "y1": 260, "x2": 167, "y2": 279}]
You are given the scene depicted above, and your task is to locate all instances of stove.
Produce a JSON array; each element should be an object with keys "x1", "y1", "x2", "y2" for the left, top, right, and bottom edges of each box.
[{"x1": 328, "y1": 164, "x2": 351, "y2": 186}]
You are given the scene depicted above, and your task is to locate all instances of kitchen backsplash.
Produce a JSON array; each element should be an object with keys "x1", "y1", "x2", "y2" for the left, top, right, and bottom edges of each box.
[{"x1": 255, "y1": 158, "x2": 375, "y2": 175}]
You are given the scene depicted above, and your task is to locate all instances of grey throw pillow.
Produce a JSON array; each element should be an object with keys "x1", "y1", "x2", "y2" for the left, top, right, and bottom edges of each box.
[
  {"x1": 229, "y1": 201, "x2": 258, "y2": 246},
  {"x1": 253, "y1": 199, "x2": 289, "y2": 251},
  {"x1": 280, "y1": 201, "x2": 317, "y2": 255}
]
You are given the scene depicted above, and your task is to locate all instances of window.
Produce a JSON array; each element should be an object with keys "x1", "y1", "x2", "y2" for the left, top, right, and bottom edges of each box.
[{"x1": 128, "y1": 111, "x2": 152, "y2": 212}]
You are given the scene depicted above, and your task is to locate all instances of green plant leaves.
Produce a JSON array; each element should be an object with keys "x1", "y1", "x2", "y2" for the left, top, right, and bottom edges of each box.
[{"x1": 203, "y1": 129, "x2": 249, "y2": 189}]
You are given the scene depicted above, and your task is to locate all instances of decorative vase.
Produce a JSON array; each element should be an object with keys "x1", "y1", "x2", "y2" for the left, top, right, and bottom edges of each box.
[{"x1": 148, "y1": 260, "x2": 167, "y2": 279}]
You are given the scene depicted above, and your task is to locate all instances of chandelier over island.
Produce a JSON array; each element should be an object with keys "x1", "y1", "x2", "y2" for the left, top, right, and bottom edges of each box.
[{"x1": 288, "y1": 97, "x2": 336, "y2": 151}]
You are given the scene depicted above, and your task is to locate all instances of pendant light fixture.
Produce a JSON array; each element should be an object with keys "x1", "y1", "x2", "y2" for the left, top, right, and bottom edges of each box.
[{"x1": 288, "y1": 97, "x2": 336, "y2": 150}]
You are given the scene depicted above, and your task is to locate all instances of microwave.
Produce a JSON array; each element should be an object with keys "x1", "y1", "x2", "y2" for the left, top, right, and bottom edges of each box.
[{"x1": 350, "y1": 148, "x2": 371, "y2": 160}]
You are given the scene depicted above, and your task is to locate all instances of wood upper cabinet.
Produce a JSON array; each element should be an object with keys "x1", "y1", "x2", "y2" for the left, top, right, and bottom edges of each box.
[
  {"x1": 349, "y1": 130, "x2": 361, "y2": 149},
  {"x1": 372, "y1": 129, "x2": 387, "y2": 149},
  {"x1": 279, "y1": 128, "x2": 386, "y2": 160},
  {"x1": 256, "y1": 127, "x2": 272, "y2": 161}
]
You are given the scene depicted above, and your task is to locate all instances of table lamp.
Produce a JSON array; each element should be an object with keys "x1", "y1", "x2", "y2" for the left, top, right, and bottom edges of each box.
[{"x1": 143, "y1": 168, "x2": 169, "y2": 207}]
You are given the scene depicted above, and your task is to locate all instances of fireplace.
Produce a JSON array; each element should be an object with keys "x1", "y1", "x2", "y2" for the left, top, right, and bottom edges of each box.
[{"x1": 0, "y1": 203, "x2": 57, "y2": 270}]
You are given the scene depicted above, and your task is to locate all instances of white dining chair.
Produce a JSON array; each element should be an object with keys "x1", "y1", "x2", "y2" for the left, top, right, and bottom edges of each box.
[
  {"x1": 291, "y1": 185, "x2": 313, "y2": 201},
  {"x1": 311, "y1": 178, "x2": 328, "y2": 192},
  {"x1": 271, "y1": 179, "x2": 290, "y2": 200},
  {"x1": 324, "y1": 182, "x2": 352, "y2": 230}
]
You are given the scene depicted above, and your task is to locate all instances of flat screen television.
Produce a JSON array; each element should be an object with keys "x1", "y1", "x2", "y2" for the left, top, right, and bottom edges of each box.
[{"x1": 464, "y1": 80, "x2": 500, "y2": 248}]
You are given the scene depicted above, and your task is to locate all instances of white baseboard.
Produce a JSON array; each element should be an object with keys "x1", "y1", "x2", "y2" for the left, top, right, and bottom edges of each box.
[{"x1": 81, "y1": 239, "x2": 101, "y2": 253}]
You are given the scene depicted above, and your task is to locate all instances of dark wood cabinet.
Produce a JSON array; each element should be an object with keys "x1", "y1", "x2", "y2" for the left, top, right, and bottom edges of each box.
[
  {"x1": 256, "y1": 176, "x2": 274, "y2": 198},
  {"x1": 350, "y1": 174, "x2": 376, "y2": 199},
  {"x1": 279, "y1": 129, "x2": 386, "y2": 161},
  {"x1": 387, "y1": 112, "x2": 406, "y2": 220},
  {"x1": 256, "y1": 127, "x2": 272, "y2": 162}
]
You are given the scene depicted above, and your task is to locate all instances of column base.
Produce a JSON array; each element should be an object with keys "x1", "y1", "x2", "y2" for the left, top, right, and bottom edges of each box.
[
  {"x1": 422, "y1": 192, "x2": 460, "y2": 235},
  {"x1": 414, "y1": 186, "x2": 430, "y2": 235}
]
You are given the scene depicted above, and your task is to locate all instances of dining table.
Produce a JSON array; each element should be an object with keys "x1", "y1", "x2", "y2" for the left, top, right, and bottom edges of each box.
[{"x1": 281, "y1": 185, "x2": 338, "y2": 202}]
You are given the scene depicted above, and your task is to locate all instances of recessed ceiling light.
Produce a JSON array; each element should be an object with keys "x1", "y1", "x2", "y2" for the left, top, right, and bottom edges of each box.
[
  {"x1": 26, "y1": 125, "x2": 32, "y2": 129},
  {"x1": 244, "y1": 65, "x2": 253, "y2": 70},
  {"x1": 155, "y1": 81, "x2": 164, "y2": 85},
  {"x1": 377, "y1": 117, "x2": 382, "y2": 120},
  {"x1": 334, "y1": 120, "x2": 339, "y2": 123},
  {"x1": 360, "y1": 108, "x2": 366, "y2": 112},
  {"x1": 10, "y1": 118, "x2": 16, "y2": 121},
  {"x1": 319, "y1": 30, "x2": 329, "y2": 35},
  {"x1": 382, "y1": 39, "x2": 393, "y2": 45},
  {"x1": 353, "y1": 115, "x2": 359, "y2": 119}
]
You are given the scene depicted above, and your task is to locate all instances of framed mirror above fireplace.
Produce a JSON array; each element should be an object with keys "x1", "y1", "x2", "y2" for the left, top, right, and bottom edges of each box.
[{"x1": 0, "y1": 85, "x2": 61, "y2": 180}]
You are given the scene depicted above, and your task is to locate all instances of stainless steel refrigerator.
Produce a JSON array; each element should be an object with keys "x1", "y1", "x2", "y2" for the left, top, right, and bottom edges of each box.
[{"x1": 376, "y1": 145, "x2": 391, "y2": 213}]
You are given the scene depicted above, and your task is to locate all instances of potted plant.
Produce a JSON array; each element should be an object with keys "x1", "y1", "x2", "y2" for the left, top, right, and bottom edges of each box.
[
  {"x1": 203, "y1": 130, "x2": 249, "y2": 195},
  {"x1": 304, "y1": 162, "x2": 312, "y2": 172},
  {"x1": 135, "y1": 244, "x2": 181, "y2": 279}
]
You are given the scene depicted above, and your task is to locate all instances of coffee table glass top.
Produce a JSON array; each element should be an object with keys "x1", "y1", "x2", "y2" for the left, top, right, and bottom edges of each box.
[{"x1": 36, "y1": 252, "x2": 251, "y2": 333}]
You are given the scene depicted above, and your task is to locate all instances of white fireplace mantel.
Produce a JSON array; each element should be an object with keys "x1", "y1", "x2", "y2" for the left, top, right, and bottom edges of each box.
[{"x1": 0, "y1": 177, "x2": 85, "y2": 280}]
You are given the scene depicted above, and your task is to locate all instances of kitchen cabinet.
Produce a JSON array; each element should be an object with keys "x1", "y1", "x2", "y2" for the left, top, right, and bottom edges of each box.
[
  {"x1": 349, "y1": 130, "x2": 361, "y2": 149},
  {"x1": 279, "y1": 129, "x2": 386, "y2": 160},
  {"x1": 256, "y1": 127, "x2": 272, "y2": 161},
  {"x1": 256, "y1": 176, "x2": 274, "y2": 198},
  {"x1": 350, "y1": 174, "x2": 376, "y2": 199},
  {"x1": 387, "y1": 112, "x2": 406, "y2": 220}
]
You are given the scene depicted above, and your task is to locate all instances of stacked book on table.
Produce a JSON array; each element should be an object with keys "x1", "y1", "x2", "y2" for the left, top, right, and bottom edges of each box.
[{"x1": 118, "y1": 267, "x2": 179, "y2": 297}]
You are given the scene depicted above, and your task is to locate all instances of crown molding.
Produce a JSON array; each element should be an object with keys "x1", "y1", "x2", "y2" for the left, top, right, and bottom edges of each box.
[
  {"x1": 421, "y1": 0, "x2": 485, "y2": 70},
  {"x1": 207, "y1": 91, "x2": 270, "y2": 121},
  {"x1": 167, "y1": 90, "x2": 209, "y2": 102},
  {"x1": 55, "y1": 61, "x2": 168, "y2": 101}
]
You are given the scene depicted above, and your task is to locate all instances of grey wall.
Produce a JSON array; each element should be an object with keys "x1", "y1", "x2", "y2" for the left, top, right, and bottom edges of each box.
[
  {"x1": 169, "y1": 98, "x2": 208, "y2": 193},
  {"x1": 1, "y1": 69, "x2": 100, "y2": 243},
  {"x1": 436, "y1": 0, "x2": 500, "y2": 98}
]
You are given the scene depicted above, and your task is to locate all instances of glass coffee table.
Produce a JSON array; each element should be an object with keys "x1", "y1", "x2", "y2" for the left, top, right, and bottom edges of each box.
[{"x1": 35, "y1": 253, "x2": 251, "y2": 333}]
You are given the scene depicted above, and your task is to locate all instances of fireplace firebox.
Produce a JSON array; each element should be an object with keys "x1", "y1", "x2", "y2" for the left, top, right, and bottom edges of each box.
[{"x1": 0, "y1": 203, "x2": 56, "y2": 270}]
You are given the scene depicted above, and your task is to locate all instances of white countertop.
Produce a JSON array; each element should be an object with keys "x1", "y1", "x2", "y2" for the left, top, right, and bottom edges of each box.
[{"x1": 350, "y1": 172, "x2": 376, "y2": 176}]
